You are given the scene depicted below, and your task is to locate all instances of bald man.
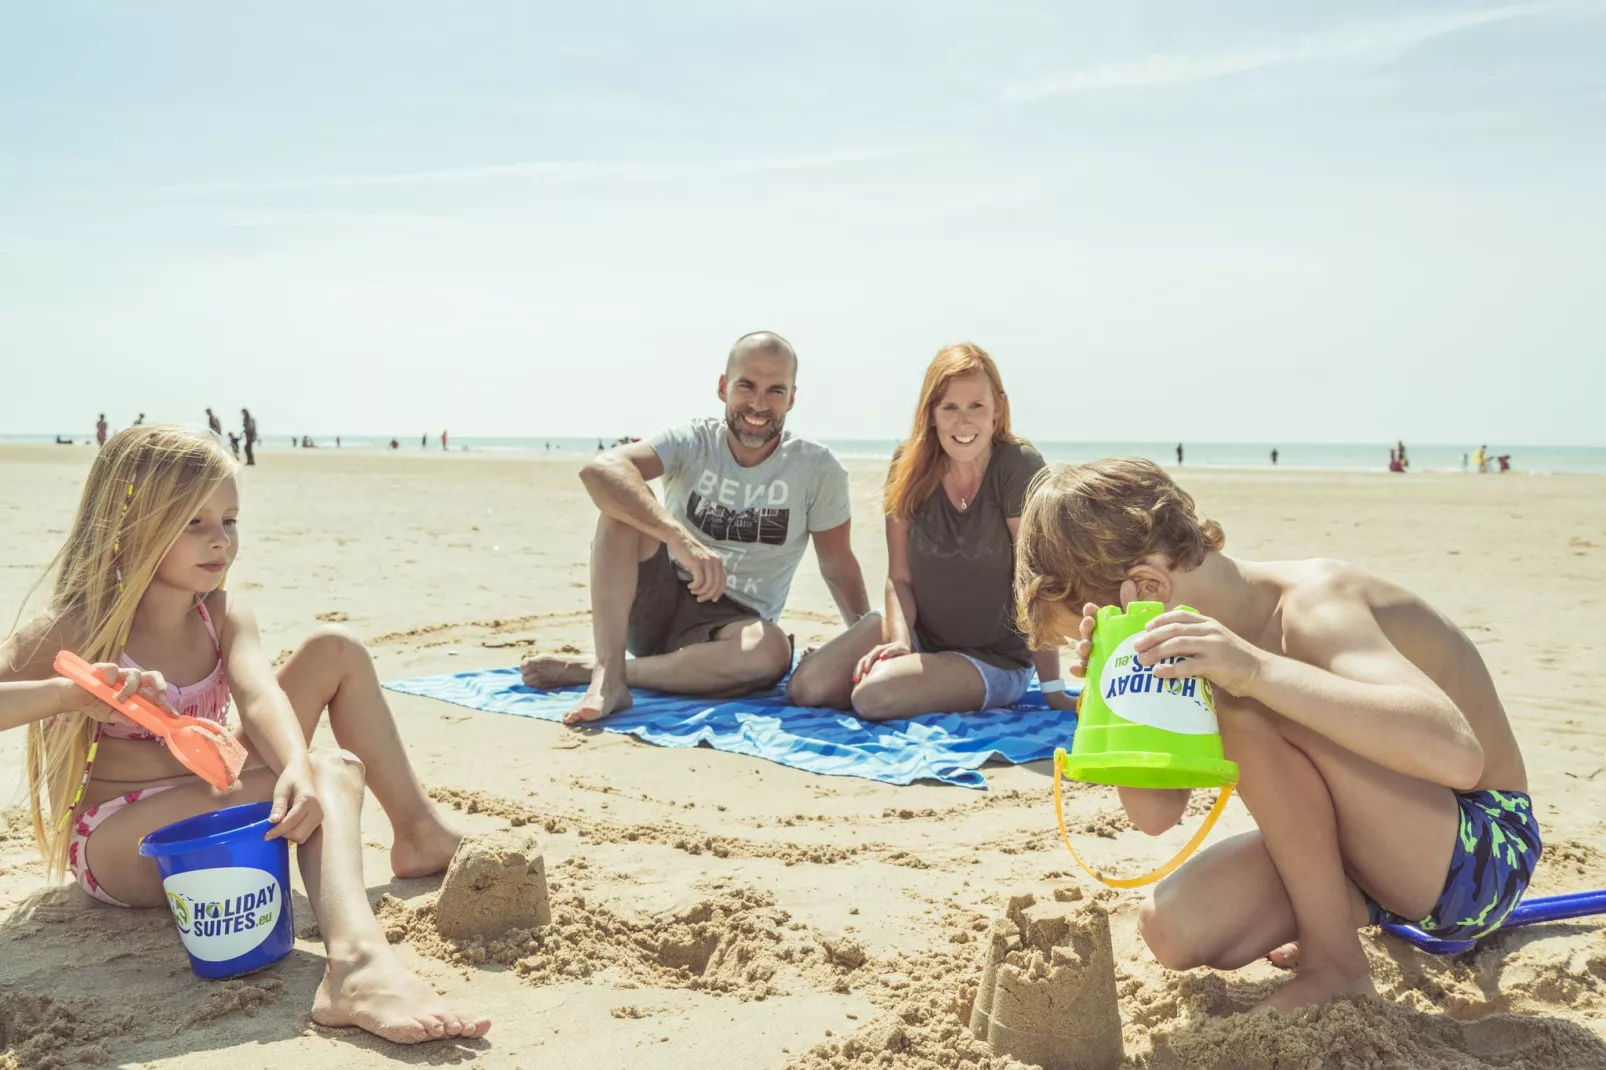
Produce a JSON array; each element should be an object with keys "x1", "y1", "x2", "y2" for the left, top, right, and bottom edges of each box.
[{"x1": 522, "y1": 332, "x2": 872, "y2": 723}]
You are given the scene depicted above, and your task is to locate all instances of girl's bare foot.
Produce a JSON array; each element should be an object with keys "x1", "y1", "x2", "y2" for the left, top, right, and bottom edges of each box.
[
  {"x1": 1252, "y1": 964, "x2": 1375, "y2": 1013},
  {"x1": 313, "y1": 945, "x2": 492, "y2": 1044},
  {"x1": 520, "y1": 653, "x2": 593, "y2": 690},
  {"x1": 562, "y1": 671, "x2": 632, "y2": 725},
  {"x1": 390, "y1": 815, "x2": 465, "y2": 880}
]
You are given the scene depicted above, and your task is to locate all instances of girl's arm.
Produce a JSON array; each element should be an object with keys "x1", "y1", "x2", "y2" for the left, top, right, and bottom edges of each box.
[
  {"x1": 217, "y1": 594, "x2": 308, "y2": 777},
  {"x1": 0, "y1": 617, "x2": 155, "y2": 731}
]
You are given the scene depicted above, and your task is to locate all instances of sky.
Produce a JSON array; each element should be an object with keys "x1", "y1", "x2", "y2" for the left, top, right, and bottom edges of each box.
[{"x1": 1, "y1": 1, "x2": 1603, "y2": 445}]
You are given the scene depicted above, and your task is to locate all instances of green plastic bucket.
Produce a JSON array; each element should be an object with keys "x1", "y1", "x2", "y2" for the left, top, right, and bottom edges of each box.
[{"x1": 1062, "y1": 602, "x2": 1238, "y2": 790}]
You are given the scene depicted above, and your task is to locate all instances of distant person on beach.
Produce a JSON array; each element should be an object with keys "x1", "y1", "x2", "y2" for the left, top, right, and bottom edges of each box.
[
  {"x1": 206, "y1": 408, "x2": 222, "y2": 436},
  {"x1": 1271, "y1": 449, "x2": 1279, "y2": 465},
  {"x1": 1462, "y1": 453, "x2": 1469, "y2": 472},
  {"x1": 240, "y1": 408, "x2": 258, "y2": 466},
  {"x1": 1498, "y1": 454, "x2": 1512, "y2": 473},
  {"x1": 1474, "y1": 445, "x2": 1489, "y2": 473},
  {"x1": 227, "y1": 432, "x2": 241, "y2": 459},
  {"x1": 1388, "y1": 448, "x2": 1402, "y2": 473},
  {"x1": 1014, "y1": 459, "x2": 1536, "y2": 1013},
  {"x1": 1397, "y1": 440, "x2": 1409, "y2": 470},
  {"x1": 1176, "y1": 443, "x2": 1184, "y2": 466},
  {"x1": 0, "y1": 426, "x2": 488, "y2": 1044},
  {"x1": 520, "y1": 331, "x2": 872, "y2": 724},
  {"x1": 390, "y1": 438, "x2": 399, "y2": 450},
  {"x1": 54, "y1": 436, "x2": 73, "y2": 445},
  {"x1": 785, "y1": 343, "x2": 1076, "y2": 718},
  {"x1": 133, "y1": 413, "x2": 144, "y2": 426},
  {"x1": 440, "y1": 431, "x2": 448, "y2": 451},
  {"x1": 421, "y1": 434, "x2": 427, "y2": 448},
  {"x1": 95, "y1": 414, "x2": 107, "y2": 448}
]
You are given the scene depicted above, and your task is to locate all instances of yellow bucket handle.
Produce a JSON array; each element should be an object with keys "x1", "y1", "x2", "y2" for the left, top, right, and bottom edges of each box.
[{"x1": 1052, "y1": 748, "x2": 1237, "y2": 889}]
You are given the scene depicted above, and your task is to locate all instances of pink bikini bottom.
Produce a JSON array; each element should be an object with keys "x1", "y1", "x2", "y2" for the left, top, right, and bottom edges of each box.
[{"x1": 67, "y1": 785, "x2": 177, "y2": 907}]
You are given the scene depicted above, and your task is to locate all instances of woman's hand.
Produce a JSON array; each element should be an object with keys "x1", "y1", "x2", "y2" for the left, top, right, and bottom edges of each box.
[
  {"x1": 1133, "y1": 610, "x2": 1265, "y2": 697},
  {"x1": 54, "y1": 663, "x2": 177, "y2": 727},
  {"x1": 853, "y1": 641, "x2": 911, "y2": 683},
  {"x1": 265, "y1": 757, "x2": 323, "y2": 843}
]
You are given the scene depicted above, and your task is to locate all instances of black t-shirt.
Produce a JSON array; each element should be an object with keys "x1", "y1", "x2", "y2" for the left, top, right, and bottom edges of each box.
[{"x1": 903, "y1": 439, "x2": 1045, "y2": 669}]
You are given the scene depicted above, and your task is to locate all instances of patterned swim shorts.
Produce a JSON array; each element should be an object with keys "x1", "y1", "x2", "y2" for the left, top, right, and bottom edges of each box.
[{"x1": 1368, "y1": 789, "x2": 1542, "y2": 942}]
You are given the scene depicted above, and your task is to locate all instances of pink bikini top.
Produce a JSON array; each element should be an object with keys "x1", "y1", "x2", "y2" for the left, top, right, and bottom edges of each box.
[{"x1": 101, "y1": 602, "x2": 233, "y2": 741}]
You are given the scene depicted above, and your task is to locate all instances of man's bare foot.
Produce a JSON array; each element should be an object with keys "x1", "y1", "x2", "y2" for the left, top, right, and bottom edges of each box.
[
  {"x1": 1252, "y1": 965, "x2": 1375, "y2": 1013},
  {"x1": 562, "y1": 672, "x2": 632, "y2": 725},
  {"x1": 390, "y1": 814, "x2": 465, "y2": 879},
  {"x1": 520, "y1": 653, "x2": 593, "y2": 690},
  {"x1": 1267, "y1": 941, "x2": 1299, "y2": 969},
  {"x1": 313, "y1": 945, "x2": 492, "y2": 1044}
]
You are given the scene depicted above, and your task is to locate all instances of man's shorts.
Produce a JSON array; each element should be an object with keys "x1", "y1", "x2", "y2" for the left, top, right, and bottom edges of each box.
[
  {"x1": 628, "y1": 544, "x2": 768, "y2": 659},
  {"x1": 1367, "y1": 789, "x2": 1543, "y2": 942}
]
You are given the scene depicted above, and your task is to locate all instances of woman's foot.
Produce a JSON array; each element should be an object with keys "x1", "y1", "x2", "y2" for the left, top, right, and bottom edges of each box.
[
  {"x1": 520, "y1": 653, "x2": 593, "y2": 690},
  {"x1": 1252, "y1": 963, "x2": 1375, "y2": 1013},
  {"x1": 562, "y1": 669, "x2": 632, "y2": 725},
  {"x1": 313, "y1": 945, "x2": 492, "y2": 1044},
  {"x1": 390, "y1": 815, "x2": 465, "y2": 880}
]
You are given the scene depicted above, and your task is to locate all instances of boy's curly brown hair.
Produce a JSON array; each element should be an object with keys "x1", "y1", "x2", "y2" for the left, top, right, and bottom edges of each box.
[{"x1": 1013, "y1": 458, "x2": 1225, "y2": 649}]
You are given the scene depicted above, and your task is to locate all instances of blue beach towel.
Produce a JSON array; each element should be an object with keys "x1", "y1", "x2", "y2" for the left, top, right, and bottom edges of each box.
[{"x1": 384, "y1": 668, "x2": 1078, "y2": 789}]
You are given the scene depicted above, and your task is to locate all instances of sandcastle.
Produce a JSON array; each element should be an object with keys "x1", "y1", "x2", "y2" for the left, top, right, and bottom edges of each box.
[
  {"x1": 432, "y1": 830, "x2": 552, "y2": 940},
  {"x1": 967, "y1": 891, "x2": 1124, "y2": 1070}
]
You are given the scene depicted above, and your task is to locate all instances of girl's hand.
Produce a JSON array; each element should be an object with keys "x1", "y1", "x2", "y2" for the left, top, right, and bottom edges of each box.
[
  {"x1": 1133, "y1": 610, "x2": 1265, "y2": 697},
  {"x1": 265, "y1": 757, "x2": 322, "y2": 844},
  {"x1": 55, "y1": 664, "x2": 178, "y2": 726},
  {"x1": 853, "y1": 641, "x2": 911, "y2": 683}
]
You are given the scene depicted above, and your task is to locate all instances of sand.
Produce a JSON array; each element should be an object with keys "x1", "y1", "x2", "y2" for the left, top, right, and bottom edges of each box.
[
  {"x1": 2, "y1": 444, "x2": 1605, "y2": 1069},
  {"x1": 431, "y1": 830, "x2": 552, "y2": 940}
]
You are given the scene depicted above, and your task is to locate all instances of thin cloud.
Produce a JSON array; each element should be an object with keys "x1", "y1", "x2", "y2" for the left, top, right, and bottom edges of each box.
[
  {"x1": 1002, "y1": 4, "x2": 1550, "y2": 101},
  {"x1": 158, "y1": 146, "x2": 924, "y2": 196}
]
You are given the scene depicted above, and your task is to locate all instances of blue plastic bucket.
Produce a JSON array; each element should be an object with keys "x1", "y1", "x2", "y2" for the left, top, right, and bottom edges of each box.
[{"x1": 138, "y1": 802, "x2": 295, "y2": 980}]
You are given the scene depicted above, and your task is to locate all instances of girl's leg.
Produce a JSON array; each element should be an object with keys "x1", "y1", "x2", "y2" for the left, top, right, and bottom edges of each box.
[
  {"x1": 85, "y1": 759, "x2": 490, "y2": 1043},
  {"x1": 274, "y1": 624, "x2": 461, "y2": 878},
  {"x1": 784, "y1": 614, "x2": 884, "y2": 709},
  {"x1": 848, "y1": 652, "x2": 986, "y2": 720}
]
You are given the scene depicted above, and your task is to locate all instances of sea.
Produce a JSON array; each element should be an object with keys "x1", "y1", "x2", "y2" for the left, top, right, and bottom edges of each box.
[{"x1": 5, "y1": 434, "x2": 1604, "y2": 475}]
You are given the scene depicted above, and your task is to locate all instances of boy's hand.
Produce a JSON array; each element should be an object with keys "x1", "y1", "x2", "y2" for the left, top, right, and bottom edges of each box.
[
  {"x1": 1134, "y1": 610, "x2": 1265, "y2": 697},
  {"x1": 1066, "y1": 603, "x2": 1100, "y2": 678},
  {"x1": 265, "y1": 757, "x2": 323, "y2": 843}
]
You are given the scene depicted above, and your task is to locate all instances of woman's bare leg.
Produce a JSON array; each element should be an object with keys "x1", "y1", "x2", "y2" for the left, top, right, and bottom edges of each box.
[
  {"x1": 784, "y1": 614, "x2": 884, "y2": 710},
  {"x1": 848, "y1": 652, "x2": 987, "y2": 720},
  {"x1": 274, "y1": 624, "x2": 462, "y2": 878},
  {"x1": 86, "y1": 757, "x2": 491, "y2": 1043}
]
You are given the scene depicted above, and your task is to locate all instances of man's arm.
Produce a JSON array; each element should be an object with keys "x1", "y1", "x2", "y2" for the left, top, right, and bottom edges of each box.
[
  {"x1": 809, "y1": 520, "x2": 872, "y2": 626},
  {"x1": 578, "y1": 440, "x2": 727, "y2": 602}
]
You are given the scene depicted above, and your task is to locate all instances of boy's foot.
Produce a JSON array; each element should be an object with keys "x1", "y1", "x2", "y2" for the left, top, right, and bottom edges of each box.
[
  {"x1": 313, "y1": 946, "x2": 492, "y2": 1044},
  {"x1": 562, "y1": 671, "x2": 633, "y2": 725},
  {"x1": 520, "y1": 653, "x2": 594, "y2": 690},
  {"x1": 390, "y1": 816, "x2": 465, "y2": 879},
  {"x1": 1252, "y1": 965, "x2": 1375, "y2": 1013},
  {"x1": 1267, "y1": 941, "x2": 1299, "y2": 969}
]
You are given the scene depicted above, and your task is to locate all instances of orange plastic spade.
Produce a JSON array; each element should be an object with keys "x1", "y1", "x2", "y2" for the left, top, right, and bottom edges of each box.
[{"x1": 54, "y1": 650, "x2": 247, "y2": 792}]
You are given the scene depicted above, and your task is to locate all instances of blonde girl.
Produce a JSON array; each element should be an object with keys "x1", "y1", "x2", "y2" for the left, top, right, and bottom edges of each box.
[{"x1": 0, "y1": 426, "x2": 489, "y2": 1044}]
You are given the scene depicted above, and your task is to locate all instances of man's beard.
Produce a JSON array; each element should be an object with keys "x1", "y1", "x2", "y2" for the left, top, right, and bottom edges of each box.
[{"x1": 727, "y1": 409, "x2": 784, "y2": 449}]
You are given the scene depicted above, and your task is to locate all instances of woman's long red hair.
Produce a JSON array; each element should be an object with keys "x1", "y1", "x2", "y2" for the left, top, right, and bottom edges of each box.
[{"x1": 883, "y1": 342, "x2": 1015, "y2": 520}]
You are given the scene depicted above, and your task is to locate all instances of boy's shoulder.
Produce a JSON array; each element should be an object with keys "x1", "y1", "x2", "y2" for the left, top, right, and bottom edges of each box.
[{"x1": 1275, "y1": 558, "x2": 1394, "y2": 653}]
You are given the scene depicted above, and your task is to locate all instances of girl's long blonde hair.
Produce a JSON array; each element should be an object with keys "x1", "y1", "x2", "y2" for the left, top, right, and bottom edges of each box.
[
  {"x1": 16, "y1": 425, "x2": 236, "y2": 876},
  {"x1": 882, "y1": 342, "x2": 1017, "y2": 521}
]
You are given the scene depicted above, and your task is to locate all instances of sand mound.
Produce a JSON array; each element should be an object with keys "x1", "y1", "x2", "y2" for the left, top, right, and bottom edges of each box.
[
  {"x1": 433, "y1": 830, "x2": 551, "y2": 940},
  {"x1": 0, "y1": 992, "x2": 131, "y2": 1070},
  {"x1": 378, "y1": 877, "x2": 818, "y2": 1000},
  {"x1": 1137, "y1": 995, "x2": 1606, "y2": 1070}
]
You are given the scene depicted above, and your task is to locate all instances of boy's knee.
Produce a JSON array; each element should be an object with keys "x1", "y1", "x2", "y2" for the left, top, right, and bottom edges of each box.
[{"x1": 1137, "y1": 895, "x2": 1205, "y2": 972}]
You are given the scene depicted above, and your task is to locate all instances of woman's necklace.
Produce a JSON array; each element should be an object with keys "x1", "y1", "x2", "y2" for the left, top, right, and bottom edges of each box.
[{"x1": 947, "y1": 465, "x2": 986, "y2": 512}]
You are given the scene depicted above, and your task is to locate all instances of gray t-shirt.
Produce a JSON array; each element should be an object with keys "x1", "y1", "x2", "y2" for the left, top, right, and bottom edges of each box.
[
  {"x1": 651, "y1": 416, "x2": 852, "y2": 622},
  {"x1": 904, "y1": 439, "x2": 1045, "y2": 669}
]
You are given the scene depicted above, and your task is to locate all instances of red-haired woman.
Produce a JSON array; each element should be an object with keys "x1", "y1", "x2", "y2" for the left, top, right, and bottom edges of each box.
[{"x1": 786, "y1": 343, "x2": 1075, "y2": 719}]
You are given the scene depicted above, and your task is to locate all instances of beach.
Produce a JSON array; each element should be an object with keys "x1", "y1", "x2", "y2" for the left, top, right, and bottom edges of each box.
[{"x1": 2, "y1": 443, "x2": 1605, "y2": 1069}]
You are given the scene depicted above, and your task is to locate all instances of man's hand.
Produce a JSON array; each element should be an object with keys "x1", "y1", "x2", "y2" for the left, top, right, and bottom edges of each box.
[
  {"x1": 853, "y1": 641, "x2": 911, "y2": 683},
  {"x1": 669, "y1": 530, "x2": 728, "y2": 603},
  {"x1": 1134, "y1": 610, "x2": 1265, "y2": 697},
  {"x1": 265, "y1": 757, "x2": 323, "y2": 843}
]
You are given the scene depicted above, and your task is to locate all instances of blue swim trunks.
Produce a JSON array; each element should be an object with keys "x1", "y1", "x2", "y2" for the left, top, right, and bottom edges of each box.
[{"x1": 1367, "y1": 789, "x2": 1543, "y2": 942}]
